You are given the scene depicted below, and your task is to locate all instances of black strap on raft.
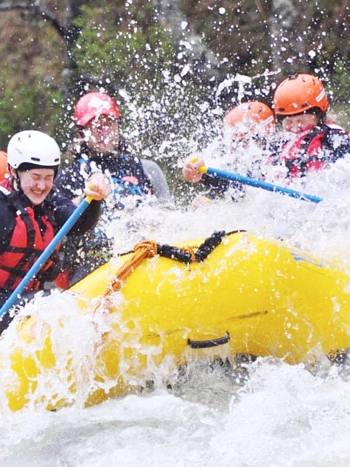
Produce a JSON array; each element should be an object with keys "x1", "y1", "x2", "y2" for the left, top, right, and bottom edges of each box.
[
  {"x1": 156, "y1": 230, "x2": 226, "y2": 264},
  {"x1": 188, "y1": 332, "x2": 230, "y2": 349},
  {"x1": 156, "y1": 243, "x2": 193, "y2": 263},
  {"x1": 194, "y1": 230, "x2": 225, "y2": 263}
]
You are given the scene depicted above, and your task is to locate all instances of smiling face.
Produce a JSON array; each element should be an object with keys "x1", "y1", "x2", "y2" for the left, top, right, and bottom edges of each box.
[
  {"x1": 82, "y1": 115, "x2": 120, "y2": 154},
  {"x1": 12, "y1": 167, "x2": 55, "y2": 205}
]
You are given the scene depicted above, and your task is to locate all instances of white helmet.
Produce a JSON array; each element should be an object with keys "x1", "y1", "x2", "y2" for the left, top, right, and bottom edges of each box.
[{"x1": 7, "y1": 130, "x2": 61, "y2": 170}]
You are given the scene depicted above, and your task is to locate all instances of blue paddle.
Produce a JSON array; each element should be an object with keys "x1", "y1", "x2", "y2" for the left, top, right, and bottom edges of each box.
[
  {"x1": 199, "y1": 166, "x2": 323, "y2": 204},
  {"x1": 0, "y1": 196, "x2": 93, "y2": 319}
]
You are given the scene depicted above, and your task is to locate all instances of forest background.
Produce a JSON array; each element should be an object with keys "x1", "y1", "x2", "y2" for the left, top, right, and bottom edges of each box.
[{"x1": 0, "y1": 0, "x2": 349, "y2": 197}]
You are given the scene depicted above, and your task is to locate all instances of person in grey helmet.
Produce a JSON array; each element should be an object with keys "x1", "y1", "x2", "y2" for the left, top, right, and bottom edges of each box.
[{"x1": 0, "y1": 130, "x2": 110, "y2": 334}]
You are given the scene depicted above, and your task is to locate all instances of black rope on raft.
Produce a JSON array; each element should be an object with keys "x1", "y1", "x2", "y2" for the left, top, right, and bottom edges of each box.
[
  {"x1": 195, "y1": 230, "x2": 225, "y2": 262},
  {"x1": 156, "y1": 243, "x2": 193, "y2": 263},
  {"x1": 156, "y1": 231, "x2": 226, "y2": 264}
]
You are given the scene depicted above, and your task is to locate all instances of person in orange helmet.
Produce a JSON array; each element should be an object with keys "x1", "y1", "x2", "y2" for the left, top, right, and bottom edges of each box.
[
  {"x1": 223, "y1": 100, "x2": 275, "y2": 144},
  {"x1": 267, "y1": 72, "x2": 350, "y2": 178},
  {"x1": 0, "y1": 150, "x2": 9, "y2": 181},
  {"x1": 182, "y1": 101, "x2": 275, "y2": 208}
]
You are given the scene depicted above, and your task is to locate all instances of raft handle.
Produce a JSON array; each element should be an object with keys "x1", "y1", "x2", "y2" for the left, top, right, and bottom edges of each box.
[{"x1": 188, "y1": 332, "x2": 230, "y2": 349}]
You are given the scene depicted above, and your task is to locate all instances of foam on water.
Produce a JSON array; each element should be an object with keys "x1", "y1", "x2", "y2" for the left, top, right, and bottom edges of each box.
[
  {"x1": 2, "y1": 127, "x2": 350, "y2": 465},
  {"x1": 2, "y1": 361, "x2": 350, "y2": 466}
]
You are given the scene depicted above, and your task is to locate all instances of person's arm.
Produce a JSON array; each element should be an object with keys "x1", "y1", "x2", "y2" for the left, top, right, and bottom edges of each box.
[
  {"x1": 52, "y1": 172, "x2": 111, "y2": 235},
  {"x1": 323, "y1": 126, "x2": 350, "y2": 163},
  {"x1": 182, "y1": 156, "x2": 244, "y2": 202},
  {"x1": 201, "y1": 173, "x2": 244, "y2": 201},
  {"x1": 182, "y1": 157, "x2": 205, "y2": 183},
  {"x1": 52, "y1": 194, "x2": 101, "y2": 235},
  {"x1": 0, "y1": 200, "x2": 15, "y2": 254}
]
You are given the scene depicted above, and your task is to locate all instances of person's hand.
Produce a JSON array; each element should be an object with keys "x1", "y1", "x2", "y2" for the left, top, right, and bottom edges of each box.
[
  {"x1": 84, "y1": 173, "x2": 111, "y2": 201},
  {"x1": 191, "y1": 195, "x2": 212, "y2": 210},
  {"x1": 182, "y1": 157, "x2": 205, "y2": 183}
]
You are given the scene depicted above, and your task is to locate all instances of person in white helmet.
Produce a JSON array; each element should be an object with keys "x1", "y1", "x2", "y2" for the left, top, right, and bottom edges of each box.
[{"x1": 0, "y1": 130, "x2": 110, "y2": 333}]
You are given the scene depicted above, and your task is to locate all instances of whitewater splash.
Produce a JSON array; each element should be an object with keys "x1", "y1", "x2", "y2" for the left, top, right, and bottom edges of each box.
[
  {"x1": 1, "y1": 356, "x2": 350, "y2": 466},
  {"x1": 3, "y1": 125, "x2": 350, "y2": 465}
]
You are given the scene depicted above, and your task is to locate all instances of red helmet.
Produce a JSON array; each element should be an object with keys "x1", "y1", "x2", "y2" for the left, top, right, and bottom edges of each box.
[
  {"x1": 0, "y1": 150, "x2": 9, "y2": 181},
  {"x1": 74, "y1": 92, "x2": 121, "y2": 127},
  {"x1": 223, "y1": 101, "x2": 275, "y2": 137},
  {"x1": 273, "y1": 73, "x2": 329, "y2": 116}
]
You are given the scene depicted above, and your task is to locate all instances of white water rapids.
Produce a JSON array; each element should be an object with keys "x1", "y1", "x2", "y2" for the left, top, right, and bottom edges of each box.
[{"x1": 2, "y1": 137, "x2": 350, "y2": 466}]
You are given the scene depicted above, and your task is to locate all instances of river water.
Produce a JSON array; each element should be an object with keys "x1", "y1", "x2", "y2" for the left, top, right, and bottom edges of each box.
[{"x1": 2, "y1": 147, "x2": 350, "y2": 466}]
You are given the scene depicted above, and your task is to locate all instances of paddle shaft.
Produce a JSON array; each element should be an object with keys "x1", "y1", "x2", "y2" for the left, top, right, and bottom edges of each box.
[
  {"x1": 201, "y1": 167, "x2": 323, "y2": 204},
  {"x1": 0, "y1": 196, "x2": 93, "y2": 318}
]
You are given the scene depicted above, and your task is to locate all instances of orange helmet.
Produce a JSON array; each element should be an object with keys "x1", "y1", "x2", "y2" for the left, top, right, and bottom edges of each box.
[
  {"x1": 223, "y1": 101, "x2": 275, "y2": 137},
  {"x1": 74, "y1": 92, "x2": 120, "y2": 127},
  {"x1": 273, "y1": 73, "x2": 329, "y2": 116},
  {"x1": 0, "y1": 150, "x2": 9, "y2": 181}
]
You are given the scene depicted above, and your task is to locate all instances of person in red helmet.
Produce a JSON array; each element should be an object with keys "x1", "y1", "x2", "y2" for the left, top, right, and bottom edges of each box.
[
  {"x1": 54, "y1": 91, "x2": 172, "y2": 286},
  {"x1": 74, "y1": 91, "x2": 121, "y2": 128},
  {"x1": 266, "y1": 73, "x2": 350, "y2": 178},
  {"x1": 58, "y1": 92, "x2": 171, "y2": 203},
  {"x1": 182, "y1": 101, "x2": 275, "y2": 208}
]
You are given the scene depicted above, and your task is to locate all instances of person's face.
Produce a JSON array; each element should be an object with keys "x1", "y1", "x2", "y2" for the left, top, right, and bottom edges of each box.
[
  {"x1": 281, "y1": 113, "x2": 318, "y2": 134},
  {"x1": 14, "y1": 168, "x2": 55, "y2": 205},
  {"x1": 82, "y1": 115, "x2": 119, "y2": 154}
]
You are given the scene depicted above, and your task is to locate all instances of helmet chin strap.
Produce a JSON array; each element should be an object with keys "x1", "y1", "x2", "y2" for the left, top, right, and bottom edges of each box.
[
  {"x1": 77, "y1": 125, "x2": 85, "y2": 137},
  {"x1": 12, "y1": 169, "x2": 21, "y2": 192}
]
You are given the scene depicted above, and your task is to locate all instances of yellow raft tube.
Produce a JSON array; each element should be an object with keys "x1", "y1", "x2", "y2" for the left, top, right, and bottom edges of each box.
[{"x1": 3, "y1": 230, "x2": 350, "y2": 412}]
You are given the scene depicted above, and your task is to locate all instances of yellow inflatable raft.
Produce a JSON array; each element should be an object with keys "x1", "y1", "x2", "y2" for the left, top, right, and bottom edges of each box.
[{"x1": 3, "y1": 230, "x2": 350, "y2": 412}]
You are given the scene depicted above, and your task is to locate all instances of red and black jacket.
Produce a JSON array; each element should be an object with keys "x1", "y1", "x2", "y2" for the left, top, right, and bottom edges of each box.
[
  {"x1": 269, "y1": 123, "x2": 350, "y2": 178},
  {"x1": 0, "y1": 180, "x2": 101, "y2": 298},
  {"x1": 0, "y1": 180, "x2": 60, "y2": 293}
]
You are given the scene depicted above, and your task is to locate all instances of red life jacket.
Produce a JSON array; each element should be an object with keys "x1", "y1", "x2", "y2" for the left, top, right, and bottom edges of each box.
[
  {"x1": 277, "y1": 124, "x2": 325, "y2": 177},
  {"x1": 275, "y1": 122, "x2": 347, "y2": 178},
  {"x1": 0, "y1": 180, "x2": 58, "y2": 293}
]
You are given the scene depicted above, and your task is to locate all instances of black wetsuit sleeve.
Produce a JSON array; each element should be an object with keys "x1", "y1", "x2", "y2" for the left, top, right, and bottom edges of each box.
[
  {"x1": 201, "y1": 173, "x2": 244, "y2": 200},
  {"x1": 50, "y1": 192, "x2": 101, "y2": 235},
  {"x1": 0, "y1": 197, "x2": 16, "y2": 254},
  {"x1": 0, "y1": 192, "x2": 101, "y2": 251},
  {"x1": 323, "y1": 127, "x2": 350, "y2": 163}
]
